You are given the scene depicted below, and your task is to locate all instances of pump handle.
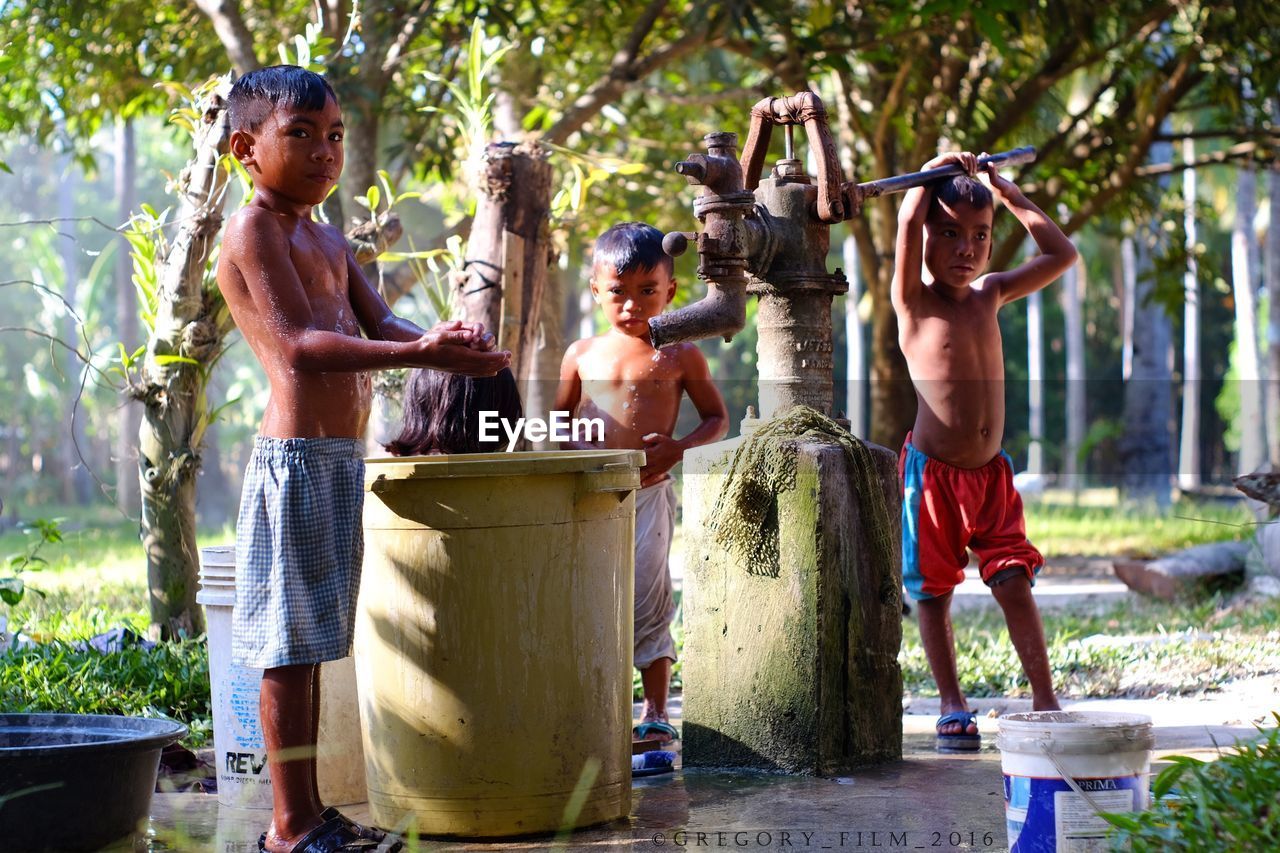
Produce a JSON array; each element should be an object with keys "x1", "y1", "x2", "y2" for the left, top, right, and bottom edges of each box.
[{"x1": 852, "y1": 147, "x2": 1038, "y2": 201}]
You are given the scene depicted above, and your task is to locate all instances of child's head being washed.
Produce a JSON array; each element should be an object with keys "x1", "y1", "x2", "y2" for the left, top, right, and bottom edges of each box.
[{"x1": 385, "y1": 367, "x2": 522, "y2": 456}]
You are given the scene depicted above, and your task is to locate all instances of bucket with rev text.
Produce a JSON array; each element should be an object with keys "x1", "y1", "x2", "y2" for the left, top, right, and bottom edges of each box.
[
  {"x1": 997, "y1": 710, "x2": 1154, "y2": 852},
  {"x1": 198, "y1": 545, "x2": 368, "y2": 809}
]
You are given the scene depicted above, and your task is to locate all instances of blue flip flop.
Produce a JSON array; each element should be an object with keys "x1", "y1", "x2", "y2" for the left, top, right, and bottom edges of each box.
[
  {"x1": 632, "y1": 750, "x2": 676, "y2": 777},
  {"x1": 936, "y1": 711, "x2": 981, "y2": 752},
  {"x1": 633, "y1": 720, "x2": 679, "y2": 744}
]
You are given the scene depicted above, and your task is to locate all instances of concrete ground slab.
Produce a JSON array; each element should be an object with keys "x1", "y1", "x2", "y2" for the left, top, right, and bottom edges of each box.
[
  {"x1": 949, "y1": 567, "x2": 1131, "y2": 612},
  {"x1": 136, "y1": 679, "x2": 1278, "y2": 852}
]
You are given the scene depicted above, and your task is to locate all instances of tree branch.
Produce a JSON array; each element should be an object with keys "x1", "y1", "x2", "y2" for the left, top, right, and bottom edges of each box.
[
  {"x1": 193, "y1": 0, "x2": 260, "y2": 75},
  {"x1": 977, "y1": 5, "x2": 1172, "y2": 152},
  {"x1": 1153, "y1": 127, "x2": 1280, "y2": 142},
  {"x1": 1134, "y1": 141, "x2": 1264, "y2": 177},
  {"x1": 1059, "y1": 52, "x2": 1203, "y2": 234},
  {"x1": 543, "y1": 9, "x2": 717, "y2": 146},
  {"x1": 381, "y1": 0, "x2": 438, "y2": 77},
  {"x1": 875, "y1": 58, "x2": 914, "y2": 166}
]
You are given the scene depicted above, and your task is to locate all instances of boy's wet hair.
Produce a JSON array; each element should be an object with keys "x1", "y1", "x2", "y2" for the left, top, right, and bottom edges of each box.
[
  {"x1": 593, "y1": 222, "x2": 673, "y2": 277},
  {"x1": 227, "y1": 65, "x2": 338, "y2": 132},
  {"x1": 928, "y1": 174, "x2": 993, "y2": 217},
  {"x1": 385, "y1": 367, "x2": 522, "y2": 456}
]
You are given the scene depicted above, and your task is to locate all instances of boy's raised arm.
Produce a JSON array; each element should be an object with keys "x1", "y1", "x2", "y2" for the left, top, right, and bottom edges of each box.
[
  {"x1": 225, "y1": 209, "x2": 508, "y2": 375},
  {"x1": 983, "y1": 163, "x2": 1078, "y2": 305},
  {"x1": 893, "y1": 153, "x2": 973, "y2": 312},
  {"x1": 891, "y1": 187, "x2": 928, "y2": 313}
]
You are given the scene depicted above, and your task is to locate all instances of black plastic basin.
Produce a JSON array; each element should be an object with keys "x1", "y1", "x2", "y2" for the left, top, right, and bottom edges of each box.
[{"x1": 0, "y1": 713, "x2": 187, "y2": 852}]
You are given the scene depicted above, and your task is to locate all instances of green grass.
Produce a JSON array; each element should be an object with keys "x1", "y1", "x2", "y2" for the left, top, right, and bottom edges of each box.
[
  {"x1": 901, "y1": 593, "x2": 1280, "y2": 700},
  {"x1": 3, "y1": 498, "x2": 1270, "y2": 734},
  {"x1": 1025, "y1": 493, "x2": 1256, "y2": 558},
  {"x1": 1, "y1": 511, "x2": 230, "y2": 748},
  {"x1": 1104, "y1": 717, "x2": 1280, "y2": 850}
]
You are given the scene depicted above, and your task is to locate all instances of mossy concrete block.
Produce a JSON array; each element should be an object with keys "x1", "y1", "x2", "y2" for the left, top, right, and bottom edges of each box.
[{"x1": 681, "y1": 437, "x2": 903, "y2": 774}]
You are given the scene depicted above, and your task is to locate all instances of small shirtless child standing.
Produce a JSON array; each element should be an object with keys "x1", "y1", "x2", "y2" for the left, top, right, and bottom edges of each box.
[
  {"x1": 893, "y1": 152, "x2": 1076, "y2": 751},
  {"x1": 555, "y1": 222, "x2": 728, "y2": 744},
  {"x1": 217, "y1": 66, "x2": 508, "y2": 852}
]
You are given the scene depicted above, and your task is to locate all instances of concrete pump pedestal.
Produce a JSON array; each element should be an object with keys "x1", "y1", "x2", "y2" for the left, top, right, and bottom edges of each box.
[{"x1": 681, "y1": 435, "x2": 904, "y2": 774}]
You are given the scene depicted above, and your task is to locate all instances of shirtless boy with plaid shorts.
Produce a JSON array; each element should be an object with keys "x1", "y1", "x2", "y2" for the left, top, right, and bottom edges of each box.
[{"x1": 217, "y1": 66, "x2": 508, "y2": 853}]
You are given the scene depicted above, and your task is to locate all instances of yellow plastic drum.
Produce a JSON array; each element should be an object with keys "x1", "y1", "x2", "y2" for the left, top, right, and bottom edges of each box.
[{"x1": 356, "y1": 450, "x2": 642, "y2": 837}]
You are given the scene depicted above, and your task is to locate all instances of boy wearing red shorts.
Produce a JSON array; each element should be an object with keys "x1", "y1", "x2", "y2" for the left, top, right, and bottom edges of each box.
[{"x1": 892, "y1": 151, "x2": 1077, "y2": 751}]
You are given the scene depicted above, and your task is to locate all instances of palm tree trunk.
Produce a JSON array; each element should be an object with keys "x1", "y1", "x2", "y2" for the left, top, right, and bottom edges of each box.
[
  {"x1": 842, "y1": 232, "x2": 867, "y2": 438},
  {"x1": 1178, "y1": 137, "x2": 1201, "y2": 490},
  {"x1": 1232, "y1": 163, "x2": 1266, "y2": 475},
  {"x1": 57, "y1": 154, "x2": 93, "y2": 505},
  {"x1": 1267, "y1": 138, "x2": 1280, "y2": 467},
  {"x1": 116, "y1": 116, "x2": 141, "y2": 515},
  {"x1": 1061, "y1": 253, "x2": 1085, "y2": 490}
]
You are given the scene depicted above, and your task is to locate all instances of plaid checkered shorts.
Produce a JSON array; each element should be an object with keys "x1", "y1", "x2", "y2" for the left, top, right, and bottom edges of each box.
[{"x1": 232, "y1": 436, "x2": 365, "y2": 669}]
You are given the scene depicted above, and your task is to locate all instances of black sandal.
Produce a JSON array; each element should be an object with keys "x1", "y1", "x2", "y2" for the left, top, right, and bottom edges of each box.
[
  {"x1": 257, "y1": 816, "x2": 404, "y2": 852},
  {"x1": 320, "y1": 807, "x2": 388, "y2": 843}
]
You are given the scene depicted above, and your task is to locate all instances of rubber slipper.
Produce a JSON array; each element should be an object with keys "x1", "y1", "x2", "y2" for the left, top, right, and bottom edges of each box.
[
  {"x1": 632, "y1": 720, "x2": 679, "y2": 744},
  {"x1": 936, "y1": 710, "x2": 981, "y2": 752},
  {"x1": 632, "y1": 749, "x2": 676, "y2": 777}
]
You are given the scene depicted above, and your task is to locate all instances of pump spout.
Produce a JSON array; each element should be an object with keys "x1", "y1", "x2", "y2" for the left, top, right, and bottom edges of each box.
[{"x1": 649, "y1": 270, "x2": 749, "y2": 349}]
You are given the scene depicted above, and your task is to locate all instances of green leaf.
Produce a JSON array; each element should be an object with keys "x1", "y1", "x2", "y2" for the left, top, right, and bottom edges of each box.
[
  {"x1": 1098, "y1": 811, "x2": 1141, "y2": 830},
  {"x1": 0, "y1": 577, "x2": 24, "y2": 605},
  {"x1": 153, "y1": 354, "x2": 199, "y2": 366},
  {"x1": 1150, "y1": 760, "x2": 1193, "y2": 800},
  {"x1": 294, "y1": 35, "x2": 311, "y2": 70}
]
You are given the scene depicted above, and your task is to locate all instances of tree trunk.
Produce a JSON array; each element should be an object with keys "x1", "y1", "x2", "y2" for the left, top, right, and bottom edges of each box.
[
  {"x1": 1178, "y1": 137, "x2": 1200, "y2": 490},
  {"x1": 1120, "y1": 238, "x2": 1135, "y2": 381},
  {"x1": 868, "y1": 263, "x2": 914, "y2": 448},
  {"x1": 1232, "y1": 163, "x2": 1266, "y2": 475},
  {"x1": 524, "y1": 256, "x2": 564, "y2": 449},
  {"x1": 116, "y1": 116, "x2": 141, "y2": 515},
  {"x1": 456, "y1": 141, "x2": 554, "y2": 379},
  {"x1": 1120, "y1": 135, "x2": 1175, "y2": 508},
  {"x1": 134, "y1": 88, "x2": 233, "y2": 640},
  {"x1": 1061, "y1": 253, "x2": 1085, "y2": 490},
  {"x1": 1267, "y1": 135, "x2": 1280, "y2": 467},
  {"x1": 337, "y1": 98, "x2": 379, "y2": 231},
  {"x1": 57, "y1": 154, "x2": 93, "y2": 505}
]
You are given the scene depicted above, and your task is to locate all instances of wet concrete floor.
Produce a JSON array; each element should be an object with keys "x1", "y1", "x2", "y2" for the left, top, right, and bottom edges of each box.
[{"x1": 134, "y1": 684, "x2": 1278, "y2": 853}]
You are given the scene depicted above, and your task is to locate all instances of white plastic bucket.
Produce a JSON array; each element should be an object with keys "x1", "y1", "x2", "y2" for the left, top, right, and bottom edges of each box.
[
  {"x1": 997, "y1": 711, "x2": 1154, "y2": 852},
  {"x1": 198, "y1": 545, "x2": 368, "y2": 810}
]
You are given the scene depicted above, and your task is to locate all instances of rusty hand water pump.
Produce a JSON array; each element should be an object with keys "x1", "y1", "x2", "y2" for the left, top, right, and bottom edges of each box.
[{"x1": 651, "y1": 91, "x2": 1035, "y2": 422}]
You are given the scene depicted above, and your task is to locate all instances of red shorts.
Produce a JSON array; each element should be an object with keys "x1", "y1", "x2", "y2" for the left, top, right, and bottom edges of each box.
[{"x1": 899, "y1": 434, "x2": 1042, "y2": 600}]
